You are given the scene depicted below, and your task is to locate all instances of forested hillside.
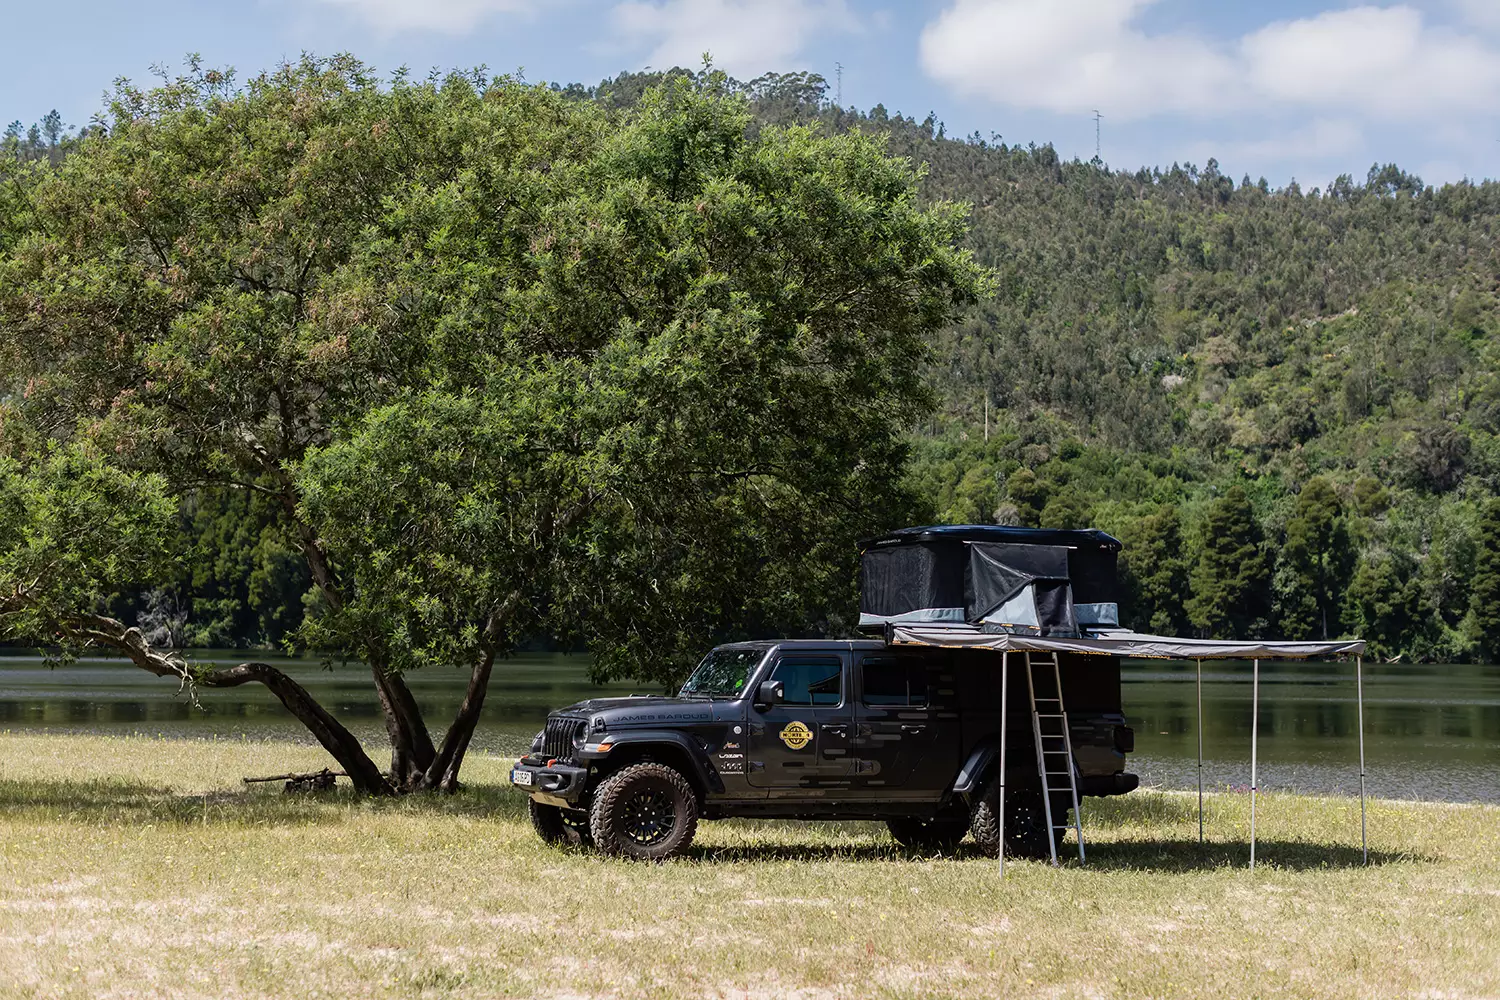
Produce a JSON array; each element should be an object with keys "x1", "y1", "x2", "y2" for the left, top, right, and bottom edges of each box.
[
  {"x1": 732, "y1": 69, "x2": 1500, "y2": 661},
  {"x1": 8, "y1": 66, "x2": 1500, "y2": 663}
]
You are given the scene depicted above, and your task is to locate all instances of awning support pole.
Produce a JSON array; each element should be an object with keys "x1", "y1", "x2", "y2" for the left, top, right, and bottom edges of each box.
[
  {"x1": 1357, "y1": 654, "x2": 1367, "y2": 865},
  {"x1": 998, "y1": 651, "x2": 1009, "y2": 876},
  {"x1": 1249, "y1": 657, "x2": 1260, "y2": 870},
  {"x1": 1196, "y1": 658, "x2": 1204, "y2": 847}
]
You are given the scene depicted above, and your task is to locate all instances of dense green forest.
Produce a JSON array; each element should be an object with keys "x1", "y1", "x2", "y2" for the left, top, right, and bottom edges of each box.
[{"x1": 8, "y1": 65, "x2": 1500, "y2": 663}]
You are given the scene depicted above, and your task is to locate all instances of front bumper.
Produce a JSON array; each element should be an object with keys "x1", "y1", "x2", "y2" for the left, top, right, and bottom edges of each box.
[{"x1": 510, "y1": 757, "x2": 589, "y2": 807}]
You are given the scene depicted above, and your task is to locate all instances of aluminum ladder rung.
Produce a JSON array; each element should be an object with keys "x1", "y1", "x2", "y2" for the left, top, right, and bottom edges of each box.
[{"x1": 1025, "y1": 651, "x2": 1086, "y2": 866}]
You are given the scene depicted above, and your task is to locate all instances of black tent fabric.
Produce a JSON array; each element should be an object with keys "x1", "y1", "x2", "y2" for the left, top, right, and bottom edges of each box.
[
  {"x1": 861, "y1": 525, "x2": 1121, "y2": 603},
  {"x1": 858, "y1": 540, "x2": 968, "y2": 625},
  {"x1": 1030, "y1": 579, "x2": 1079, "y2": 637},
  {"x1": 859, "y1": 528, "x2": 1110, "y2": 635},
  {"x1": 964, "y1": 542, "x2": 1078, "y2": 635},
  {"x1": 964, "y1": 542, "x2": 1069, "y2": 617},
  {"x1": 1067, "y1": 546, "x2": 1118, "y2": 605}
]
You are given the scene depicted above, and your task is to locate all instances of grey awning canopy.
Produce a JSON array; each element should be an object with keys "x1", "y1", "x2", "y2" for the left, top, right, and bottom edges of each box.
[{"x1": 888, "y1": 624, "x2": 1366, "y2": 659}]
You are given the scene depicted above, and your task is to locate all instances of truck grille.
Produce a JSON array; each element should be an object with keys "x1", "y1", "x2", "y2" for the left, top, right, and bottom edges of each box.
[{"x1": 543, "y1": 717, "x2": 586, "y2": 762}]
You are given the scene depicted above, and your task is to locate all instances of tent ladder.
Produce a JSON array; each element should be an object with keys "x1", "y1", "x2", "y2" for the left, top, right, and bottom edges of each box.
[{"x1": 1025, "y1": 651, "x2": 1086, "y2": 865}]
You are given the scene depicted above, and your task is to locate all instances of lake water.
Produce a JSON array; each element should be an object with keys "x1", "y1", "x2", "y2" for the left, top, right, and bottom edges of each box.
[{"x1": 1, "y1": 651, "x2": 1496, "y2": 804}]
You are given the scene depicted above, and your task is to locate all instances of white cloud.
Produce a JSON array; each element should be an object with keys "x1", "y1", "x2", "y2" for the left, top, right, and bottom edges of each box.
[
  {"x1": 311, "y1": 0, "x2": 532, "y2": 34},
  {"x1": 920, "y1": 0, "x2": 1500, "y2": 122},
  {"x1": 1451, "y1": 0, "x2": 1500, "y2": 32},
  {"x1": 611, "y1": 0, "x2": 859, "y2": 77}
]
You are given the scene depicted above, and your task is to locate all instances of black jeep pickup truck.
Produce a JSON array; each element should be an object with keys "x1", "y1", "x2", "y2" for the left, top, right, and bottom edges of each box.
[{"x1": 510, "y1": 639, "x2": 1136, "y2": 859}]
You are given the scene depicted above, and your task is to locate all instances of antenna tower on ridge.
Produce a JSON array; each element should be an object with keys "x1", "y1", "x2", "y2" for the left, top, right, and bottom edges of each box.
[
  {"x1": 1093, "y1": 109, "x2": 1103, "y2": 161},
  {"x1": 836, "y1": 62, "x2": 843, "y2": 106}
]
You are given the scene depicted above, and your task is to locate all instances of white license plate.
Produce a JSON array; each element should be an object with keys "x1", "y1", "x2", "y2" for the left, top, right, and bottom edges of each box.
[{"x1": 511, "y1": 769, "x2": 534, "y2": 787}]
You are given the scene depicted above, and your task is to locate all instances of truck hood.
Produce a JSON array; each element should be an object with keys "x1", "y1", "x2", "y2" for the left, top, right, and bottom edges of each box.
[{"x1": 554, "y1": 696, "x2": 716, "y2": 727}]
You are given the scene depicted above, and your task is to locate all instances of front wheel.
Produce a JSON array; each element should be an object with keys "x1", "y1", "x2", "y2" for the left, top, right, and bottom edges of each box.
[{"x1": 589, "y1": 762, "x2": 699, "y2": 861}]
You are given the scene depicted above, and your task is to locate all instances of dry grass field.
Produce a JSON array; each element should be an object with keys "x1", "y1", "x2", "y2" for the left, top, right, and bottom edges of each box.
[{"x1": 0, "y1": 731, "x2": 1496, "y2": 999}]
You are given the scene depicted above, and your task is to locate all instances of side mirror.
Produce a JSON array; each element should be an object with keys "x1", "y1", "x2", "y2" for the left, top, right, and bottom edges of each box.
[{"x1": 755, "y1": 680, "x2": 784, "y2": 709}]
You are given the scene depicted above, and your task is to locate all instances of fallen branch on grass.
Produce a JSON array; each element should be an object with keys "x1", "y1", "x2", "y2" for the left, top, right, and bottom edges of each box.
[{"x1": 243, "y1": 768, "x2": 348, "y2": 792}]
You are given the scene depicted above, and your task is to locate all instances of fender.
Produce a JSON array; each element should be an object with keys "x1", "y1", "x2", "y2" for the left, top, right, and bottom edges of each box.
[
  {"x1": 590, "y1": 730, "x2": 724, "y2": 796},
  {"x1": 952, "y1": 738, "x2": 1002, "y2": 797}
]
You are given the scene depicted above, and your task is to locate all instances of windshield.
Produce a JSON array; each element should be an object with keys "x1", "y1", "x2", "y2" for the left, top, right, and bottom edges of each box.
[{"x1": 680, "y1": 647, "x2": 764, "y2": 699}]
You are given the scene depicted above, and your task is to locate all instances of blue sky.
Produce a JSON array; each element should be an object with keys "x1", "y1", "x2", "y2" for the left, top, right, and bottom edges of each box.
[{"x1": 6, "y1": 0, "x2": 1500, "y2": 188}]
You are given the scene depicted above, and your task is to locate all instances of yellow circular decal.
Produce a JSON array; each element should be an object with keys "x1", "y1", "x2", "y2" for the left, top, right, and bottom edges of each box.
[{"x1": 779, "y1": 721, "x2": 813, "y2": 750}]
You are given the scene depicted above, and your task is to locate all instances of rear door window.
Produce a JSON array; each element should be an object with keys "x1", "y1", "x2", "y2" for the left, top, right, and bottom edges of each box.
[{"x1": 859, "y1": 656, "x2": 928, "y2": 708}]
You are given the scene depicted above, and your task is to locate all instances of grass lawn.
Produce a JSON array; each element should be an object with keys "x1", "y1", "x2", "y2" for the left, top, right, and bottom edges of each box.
[{"x1": 0, "y1": 732, "x2": 1496, "y2": 999}]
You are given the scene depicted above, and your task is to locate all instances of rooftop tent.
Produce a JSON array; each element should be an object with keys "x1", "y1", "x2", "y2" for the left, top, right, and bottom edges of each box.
[
  {"x1": 966, "y1": 542, "x2": 1077, "y2": 636},
  {"x1": 858, "y1": 525, "x2": 1123, "y2": 633}
]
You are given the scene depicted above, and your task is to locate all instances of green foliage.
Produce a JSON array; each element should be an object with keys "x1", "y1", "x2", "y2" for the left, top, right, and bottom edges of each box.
[
  {"x1": 1117, "y1": 505, "x2": 1189, "y2": 635},
  {"x1": 295, "y1": 71, "x2": 982, "y2": 684},
  {"x1": 172, "y1": 489, "x2": 311, "y2": 647},
  {"x1": 0, "y1": 447, "x2": 175, "y2": 646},
  {"x1": 0, "y1": 60, "x2": 980, "y2": 692},
  {"x1": 1466, "y1": 500, "x2": 1500, "y2": 660},
  {"x1": 1275, "y1": 478, "x2": 1355, "y2": 640},
  {"x1": 1186, "y1": 486, "x2": 1271, "y2": 638},
  {"x1": 13, "y1": 59, "x2": 1500, "y2": 662},
  {"x1": 1005, "y1": 468, "x2": 1046, "y2": 527},
  {"x1": 1343, "y1": 552, "x2": 1419, "y2": 660}
]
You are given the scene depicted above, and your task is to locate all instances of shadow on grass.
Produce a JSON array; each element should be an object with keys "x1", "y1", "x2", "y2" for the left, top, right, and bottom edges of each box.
[
  {"x1": 688, "y1": 836, "x2": 1418, "y2": 870},
  {"x1": 0, "y1": 777, "x2": 530, "y2": 827},
  {"x1": 1063, "y1": 837, "x2": 1418, "y2": 871}
]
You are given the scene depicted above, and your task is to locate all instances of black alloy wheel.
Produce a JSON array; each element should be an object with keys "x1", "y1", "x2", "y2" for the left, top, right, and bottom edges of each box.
[
  {"x1": 590, "y1": 762, "x2": 699, "y2": 860},
  {"x1": 620, "y1": 787, "x2": 674, "y2": 847}
]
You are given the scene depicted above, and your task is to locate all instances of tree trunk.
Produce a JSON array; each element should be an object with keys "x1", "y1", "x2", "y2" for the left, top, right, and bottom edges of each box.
[
  {"x1": 271, "y1": 477, "x2": 437, "y2": 790},
  {"x1": 420, "y1": 650, "x2": 497, "y2": 792},
  {"x1": 56, "y1": 613, "x2": 394, "y2": 795},
  {"x1": 371, "y1": 661, "x2": 437, "y2": 789},
  {"x1": 202, "y1": 664, "x2": 393, "y2": 794}
]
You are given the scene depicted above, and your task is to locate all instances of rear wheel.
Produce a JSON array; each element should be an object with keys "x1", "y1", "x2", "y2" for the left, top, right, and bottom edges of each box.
[
  {"x1": 590, "y1": 762, "x2": 699, "y2": 861},
  {"x1": 886, "y1": 816, "x2": 969, "y2": 854},
  {"x1": 528, "y1": 799, "x2": 592, "y2": 847},
  {"x1": 970, "y1": 785, "x2": 1067, "y2": 860}
]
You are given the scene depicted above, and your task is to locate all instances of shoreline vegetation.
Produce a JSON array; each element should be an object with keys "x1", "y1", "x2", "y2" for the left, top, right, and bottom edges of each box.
[{"x1": 1, "y1": 733, "x2": 1495, "y2": 999}]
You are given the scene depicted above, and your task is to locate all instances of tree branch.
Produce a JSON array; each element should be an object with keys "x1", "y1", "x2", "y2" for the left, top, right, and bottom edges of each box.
[{"x1": 55, "y1": 611, "x2": 393, "y2": 794}]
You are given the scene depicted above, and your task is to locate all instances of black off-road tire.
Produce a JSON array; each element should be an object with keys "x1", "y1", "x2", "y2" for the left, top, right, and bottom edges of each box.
[
  {"x1": 528, "y1": 799, "x2": 592, "y2": 847},
  {"x1": 589, "y1": 762, "x2": 699, "y2": 861},
  {"x1": 886, "y1": 816, "x2": 969, "y2": 854},
  {"x1": 970, "y1": 785, "x2": 1066, "y2": 860}
]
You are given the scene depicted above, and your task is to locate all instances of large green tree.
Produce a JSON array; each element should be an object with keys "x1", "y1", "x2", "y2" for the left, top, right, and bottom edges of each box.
[
  {"x1": 1466, "y1": 499, "x2": 1500, "y2": 659},
  {"x1": 1343, "y1": 551, "x2": 1419, "y2": 660},
  {"x1": 1275, "y1": 477, "x2": 1355, "y2": 640},
  {"x1": 1185, "y1": 485, "x2": 1270, "y2": 637},
  {"x1": 1118, "y1": 505, "x2": 1189, "y2": 634},
  {"x1": 0, "y1": 60, "x2": 982, "y2": 791}
]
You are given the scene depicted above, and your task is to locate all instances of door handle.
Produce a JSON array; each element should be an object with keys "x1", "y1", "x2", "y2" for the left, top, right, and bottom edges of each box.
[
  {"x1": 822, "y1": 724, "x2": 849, "y2": 736},
  {"x1": 901, "y1": 724, "x2": 926, "y2": 735}
]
